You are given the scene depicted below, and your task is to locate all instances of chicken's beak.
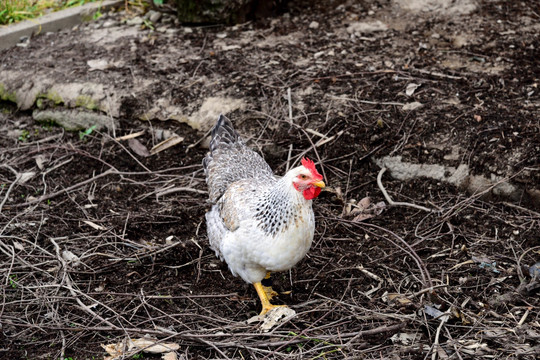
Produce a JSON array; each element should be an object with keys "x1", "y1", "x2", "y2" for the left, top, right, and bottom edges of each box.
[{"x1": 312, "y1": 180, "x2": 326, "y2": 188}]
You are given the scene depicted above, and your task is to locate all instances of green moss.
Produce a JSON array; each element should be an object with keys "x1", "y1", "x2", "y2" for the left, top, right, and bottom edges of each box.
[
  {"x1": 75, "y1": 95, "x2": 99, "y2": 110},
  {"x1": 46, "y1": 90, "x2": 63, "y2": 105},
  {"x1": 36, "y1": 90, "x2": 64, "y2": 107},
  {"x1": 0, "y1": 83, "x2": 17, "y2": 103}
]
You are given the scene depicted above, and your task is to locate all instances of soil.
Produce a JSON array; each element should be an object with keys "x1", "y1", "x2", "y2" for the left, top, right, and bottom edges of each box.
[{"x1": 0, "y1": 1, "x2": 539, "y2": 359}]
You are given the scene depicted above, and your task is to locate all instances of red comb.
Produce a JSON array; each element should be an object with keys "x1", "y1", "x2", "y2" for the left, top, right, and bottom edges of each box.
[{"x1": 301, "y1": 157, "x2": 323, "y2": 180}]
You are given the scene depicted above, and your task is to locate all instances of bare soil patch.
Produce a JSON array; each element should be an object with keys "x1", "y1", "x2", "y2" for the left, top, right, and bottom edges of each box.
[{"x1": 0, "y1": 1, "x2": 539, "y2": 359}]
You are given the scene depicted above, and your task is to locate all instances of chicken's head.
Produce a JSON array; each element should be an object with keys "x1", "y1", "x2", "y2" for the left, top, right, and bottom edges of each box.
[{"x1": 292, "y1": 157, "x2": 325, "y2": 200}]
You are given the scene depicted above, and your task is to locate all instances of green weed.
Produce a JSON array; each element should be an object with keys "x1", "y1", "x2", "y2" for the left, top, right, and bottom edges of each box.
[
  {"x1": 0, "y1": 0, "x2": 98, "y2": 26},
  {"x1": 9, "y1": 274, "x2": 17, "y2": 288},
  {"x1": 18, "y1": 129, "x2": 30, "y2": 142},
  {"x1": 79, "y1": 124, "x2": 97, "y2": 140}
]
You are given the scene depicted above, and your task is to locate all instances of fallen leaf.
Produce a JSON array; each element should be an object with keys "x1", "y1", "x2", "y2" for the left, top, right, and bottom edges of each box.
[
  {"x1": 391, "y1": 332, "x2": 419, "y2": 345},
  {"x1": 115, "y1": 130, "x2": 145, "y2": 141},
  {"x1": 474, "y1": 114, "x2": 482, "y2": 122},
  {"x1": 35, "y1": 155, "x2": 48, "y2": 170},
  {"x1": 424, "y1": 304, "x2": 450, "y2": 321},
  {"x1": 130, "y1": 338, "x2": 180, "y2": 353},
  {"x1": 406, "y1": 83, "x2": 420, "y2": 96},
  {"x1": 150, "y1": 135, "x2": 184, "y2": 155},
  {"x1": 402, "y1": 101, "x2": 423, "y2": 111},
  {"x1": 162, "y1": 352, "x2": 178, "y2": 360},
  {"x1": 62, "y1": 250, "x2": 81, "y2": 267},
  {"x1": 528, "y1": 261, "x2": 540, "y2": 279},
  {"x1": 82, "y1": 220, "x2": 106, "y2": 231},
  {"x1": 19, "y1": 171, "x2": 36, "y2": 184},
  {"x1": 128, "y1": 138, "x2": 150, "y2": 157},
  {"x1": 387, "y1": 293, "x2": 413, "y2": 306},
  {"x1": 346, "y1": 197, "x2": 386, "y2": 222},
  {"x1": 247, "y1": 306, "x2": 296, "y2": 332},
  {"x1": 102, "y1": 338, "x2": 180, "y2": 358}
]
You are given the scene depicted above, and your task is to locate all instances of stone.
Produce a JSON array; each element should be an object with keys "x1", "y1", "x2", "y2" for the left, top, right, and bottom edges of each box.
[
  {"x1": 102, "y1": 20, "x2": 119, "y2": 28},
  {"x1": 309, "y1": 21, "x2": 319, "y2": 29},
  {"x1": 347, "y1": 20, "x2": 387, "y2": 34},
  {"x1": 126, "y1": 16, "x2": 143, "y2": 26},
  {"x1": 33, "y1": 109, "x2": 118, "y2": 132},
  {"x1": 149, "y1": 11, "x2": 162, "y2": 23}
]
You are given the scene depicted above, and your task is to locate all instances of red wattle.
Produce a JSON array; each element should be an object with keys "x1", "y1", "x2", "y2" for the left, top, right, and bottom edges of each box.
[{"x1": 303, "y1": 186, "x2": 321, "y2": 200}]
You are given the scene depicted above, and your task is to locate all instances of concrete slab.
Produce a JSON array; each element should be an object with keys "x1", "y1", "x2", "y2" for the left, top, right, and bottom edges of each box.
[{"x1": 0, "y1": 0, "x2": 123, "y2": 51}]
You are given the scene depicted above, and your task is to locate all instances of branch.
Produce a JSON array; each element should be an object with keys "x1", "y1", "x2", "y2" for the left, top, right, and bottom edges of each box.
[{"x1": 377, "y1": 167, "x2": 436, "y2": 213}]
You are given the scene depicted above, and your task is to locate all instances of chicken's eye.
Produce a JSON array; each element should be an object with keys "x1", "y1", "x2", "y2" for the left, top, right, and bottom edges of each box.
[{"x1": 299, "y1": 174, "x2": 308, "y2": 180}]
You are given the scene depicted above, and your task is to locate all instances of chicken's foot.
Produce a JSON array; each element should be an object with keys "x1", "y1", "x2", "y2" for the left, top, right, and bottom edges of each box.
[
  {"x1": 261, "y1": 272, "x2": 278, "y2": 300},
  {"x1": 253, "y1": 282, "x2": 286, "y2": 316}
]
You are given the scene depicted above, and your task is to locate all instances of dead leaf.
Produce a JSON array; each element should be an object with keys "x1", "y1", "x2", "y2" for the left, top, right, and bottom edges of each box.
[
  {"x1": 391, "y1": 332, "x2": 419, "y2": 345},
  {"x1": 128, "y1": 138, "x2": 150, "y2": 157},
  {"x1": 102, "y1": 338, "x2": 180, "y2": 359},
  {"x1": 162, "y1": 352, "x2": 178, "y2": 360},
  {"x1": 424, "y1": 305, "x2": 450, "y2": 321},
  {"x1": 35, "y1": 155, "x2": 48, "y2": 170},
  {"x1": 402, "y1": 101, "x2": 423, "y2": 111},
  {"x1": 474, "y1": 114, "x2": 482, "y2": 122},
  {"x1": 130, "y1": 338, "x2": 180, "y2": 353},
  {"x1": 62, "y1": 250, "x2": 81, "y2": 267},
  {"x1": 405, "y1": 83, "x2": 420, "y2": 96},
  {"x1": 386, "y1": 293, "x2": 413, "y2": 306},
  {"x1": 82, "y1": 220, "x2": 106, "y2": 231},
  {"x1": 115, "y1": 130, "x2": 145, "y2": 141},
  {"x1": 358, "y1": 196, "x2": 371, "y2": 210},
  {"x1": 247, "y1": 306, "x2": 296, "y2": 332},
  {"x1": 345, "y1": 197, "x2": 386, "y2": 222},
  {"x1": 101, "y1": 342, "x2": 124, "y2": 357},
  {"x1": 150, "y1": 135, "x2": 184, "y2": 155}
]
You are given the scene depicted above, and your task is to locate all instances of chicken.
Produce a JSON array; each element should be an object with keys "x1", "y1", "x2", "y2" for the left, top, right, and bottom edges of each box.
[{"x1": 203, "y1": 115, "x2": 325, "y2": 315}]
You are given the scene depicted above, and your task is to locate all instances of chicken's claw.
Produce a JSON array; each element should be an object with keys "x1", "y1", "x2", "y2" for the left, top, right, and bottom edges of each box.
[
  {"x1": 262, "y1": 285, "x2": 279, "y2": 300},
  {"x1": 254, "y1": 282, "x2": 286, "y2": 316}
]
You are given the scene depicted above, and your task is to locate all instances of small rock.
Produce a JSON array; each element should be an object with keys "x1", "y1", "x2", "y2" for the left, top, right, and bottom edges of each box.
[
  {"x1": 183, "y1": 27, "x2": 193, "y2": 33},
  {"x1": 148, "y1": 11, "x2": 162, "y2": 23},
  {"x1": 102, "y1": 20, "x2": 119, "y2": 28},
  {"x1": 126, "y1": 16, "x2": 143, "y2": 26},
  {"x1": 309, "y1": 21, "x2": 319, "y2": 29},
  {"x1": 347, "y1": 20, "x2": 387, "y2": 34},
  {"x1": 161, "y1": 16, "x2": 173, "y2": 24},
  {"x1": 33, "y1": 109, "x2": 118, "y2": 132},
  {"x1": 166, "y1": 29, "x2": 179, "y2": 35}
]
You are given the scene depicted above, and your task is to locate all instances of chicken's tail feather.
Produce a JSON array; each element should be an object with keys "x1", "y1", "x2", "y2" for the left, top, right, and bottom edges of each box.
[
  {"x1": 203, "y1": 114, "x2": 274, "y2": 202},
  {"x1": 209, "y1": 114, "x2": 240, "y2": 153}
]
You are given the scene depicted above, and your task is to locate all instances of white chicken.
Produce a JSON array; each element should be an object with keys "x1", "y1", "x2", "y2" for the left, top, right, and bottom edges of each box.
[{"x1": 203, "y1": 115, "x2": 325, "y2": 315}]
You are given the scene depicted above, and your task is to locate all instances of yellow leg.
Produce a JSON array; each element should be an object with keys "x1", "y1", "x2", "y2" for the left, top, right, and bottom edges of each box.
[
  {"x1": 253, "y1": 282, "x2": 286, "y2": 316},
  {"x1": 262, "y1": 272, "x2": 278, "y2": 300}
]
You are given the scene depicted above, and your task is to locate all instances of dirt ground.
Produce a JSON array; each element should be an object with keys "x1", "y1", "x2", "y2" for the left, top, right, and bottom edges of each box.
[{"x1": 0, "y1": 0, "x2": 539, "y2": 359}]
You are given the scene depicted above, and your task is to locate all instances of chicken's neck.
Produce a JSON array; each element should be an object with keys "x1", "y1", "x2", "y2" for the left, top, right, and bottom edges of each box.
[{"x1": 252, "y1": 177, "x2": 310, "y2": 236}]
